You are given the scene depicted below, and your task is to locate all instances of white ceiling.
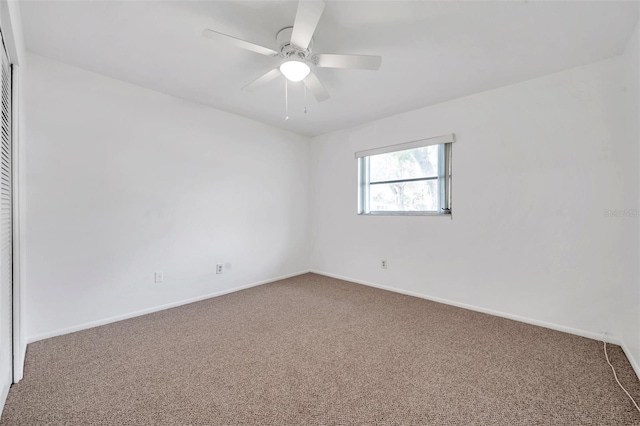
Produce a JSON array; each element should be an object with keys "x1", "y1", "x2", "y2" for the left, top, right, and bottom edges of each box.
[{"x1": 21, "y1": 1, "x2": 639, "y2": 137}]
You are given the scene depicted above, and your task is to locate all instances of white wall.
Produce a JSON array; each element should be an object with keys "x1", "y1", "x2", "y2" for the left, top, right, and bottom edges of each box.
[
  {"x1": 621, "y1": 22, "x2": 640, "y2": 375},
  {"x1": 22, "y1": 22, "x2": 639, "y2": 381},
  {"x1": 310, "y1": 55, "x2": 630, "y2": 343},
  {"x1": 25, "y1": 53, "x2": 311, "y2": 340}
]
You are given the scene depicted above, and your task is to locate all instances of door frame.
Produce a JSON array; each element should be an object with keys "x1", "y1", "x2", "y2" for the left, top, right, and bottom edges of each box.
[{"x1": 0, "y1": 0, "x2": 26, "y2": 383}]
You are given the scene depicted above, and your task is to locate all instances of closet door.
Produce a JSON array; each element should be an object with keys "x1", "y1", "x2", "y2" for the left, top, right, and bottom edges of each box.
[{"x1": 0, "y1": 30, "x2": 12, "y2": 384}]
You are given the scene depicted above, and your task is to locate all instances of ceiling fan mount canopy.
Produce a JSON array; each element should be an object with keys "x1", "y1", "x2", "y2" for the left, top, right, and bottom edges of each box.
[{"x1": 276, "y1": 27, "x2": 313, "y2": 61}]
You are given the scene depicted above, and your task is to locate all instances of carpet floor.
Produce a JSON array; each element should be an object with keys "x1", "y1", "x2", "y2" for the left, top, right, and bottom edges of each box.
[{"x1": 1, "y1": 273, "x2": 639, "y2": 425}]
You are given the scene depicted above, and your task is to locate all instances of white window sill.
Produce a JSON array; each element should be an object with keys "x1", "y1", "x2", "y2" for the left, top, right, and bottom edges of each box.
[{"x1": 358, "y1": 211, "x2": 452, "y2": 217}]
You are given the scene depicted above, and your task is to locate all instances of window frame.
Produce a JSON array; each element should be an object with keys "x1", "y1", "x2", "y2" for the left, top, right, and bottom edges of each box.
[{"x1": 356, "y1": 134, "x2": 454, "y2": 216}]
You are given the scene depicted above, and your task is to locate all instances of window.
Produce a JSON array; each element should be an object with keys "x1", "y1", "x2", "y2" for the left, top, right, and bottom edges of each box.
[{"x1": 357, "y1": 134, "x2": 454, "y2": 215}]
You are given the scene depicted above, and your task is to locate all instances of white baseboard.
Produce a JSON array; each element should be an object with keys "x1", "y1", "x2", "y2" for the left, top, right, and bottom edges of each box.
[
  {"x1": 620, "y1": 341, "x2": 640, "y2": 381},
  {"x1": 24, "y1": 268, "x2": 640, "y2": 382},
  {"x1": 0, "y1": 383, "x2": 9, "y2": 420},
  {"x1": 0, "y1": 367, "x2": 11, "y2": 420},
  {"x1": 310, "y1": 270, "x2": 623, "y2": 345},
  {"x1": 314, "y1": 270, "x2": 640, "y2": 381},
  {"x1": 27, "y1": 270, "x2": 311, "y2": 344},
  {"x1": 12, "y1": 339, "x2": 25, "y2": 383}
]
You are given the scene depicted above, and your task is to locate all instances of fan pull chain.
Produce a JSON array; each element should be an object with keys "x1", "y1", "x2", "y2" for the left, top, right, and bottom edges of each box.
[
  {"x1": 285, "y1": 79, "x2": 289, "y2": 121},
  {"x1": 303, "y1": 83, "x2": 307, "y2": 114}
]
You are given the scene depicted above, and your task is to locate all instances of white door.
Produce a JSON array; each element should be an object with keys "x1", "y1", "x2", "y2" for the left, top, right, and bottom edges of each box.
[{"x1": 0, "y1": 29, "x2": 12, "y2": 387}]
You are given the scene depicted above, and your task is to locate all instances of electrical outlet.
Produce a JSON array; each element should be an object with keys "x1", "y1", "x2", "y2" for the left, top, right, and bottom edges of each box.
[
  {"x1": 216, "y1": 264, "x2": 224, "y2": 274},
  {"x1": 154, "y1": 271, "x2": 163, "y2": 283},
  {"x1": 381, "y1": 260, "x2": 387, "y2": 269}
]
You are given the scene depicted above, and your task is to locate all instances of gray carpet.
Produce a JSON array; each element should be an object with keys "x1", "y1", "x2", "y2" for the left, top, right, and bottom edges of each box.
[{"x1": 1, "y1": 273, "x2": 639, "y2": 425}]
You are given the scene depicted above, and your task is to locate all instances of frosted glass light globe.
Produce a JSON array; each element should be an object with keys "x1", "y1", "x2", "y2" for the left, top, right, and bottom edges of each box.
[{"x1": 280, "y1": 60, "x2": 311, "y2": 82}]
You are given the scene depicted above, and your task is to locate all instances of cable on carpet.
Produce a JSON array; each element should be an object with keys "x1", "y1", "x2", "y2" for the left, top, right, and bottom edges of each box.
[{"x1": 601, "y1": 332, "x2": 640, "y2": 413}]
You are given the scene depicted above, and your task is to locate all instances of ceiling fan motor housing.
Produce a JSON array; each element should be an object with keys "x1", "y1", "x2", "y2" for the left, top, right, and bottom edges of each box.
[{"x1": 276, "y1": 27, "x2": 312, "y2": 61}]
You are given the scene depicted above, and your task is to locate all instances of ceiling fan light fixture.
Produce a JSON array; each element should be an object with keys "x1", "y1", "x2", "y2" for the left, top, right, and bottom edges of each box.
[{"x1": 280, "y1": 60, "x2": 311, "y2": 82}]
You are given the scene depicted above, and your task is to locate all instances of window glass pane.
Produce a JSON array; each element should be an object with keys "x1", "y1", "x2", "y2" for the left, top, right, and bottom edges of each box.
[
  {"x1": 369, "y1": 145, "x2": 438, "y2": 182},
  {"x1": 370, "y1": 180, "x2": 439, "y2": 212}
]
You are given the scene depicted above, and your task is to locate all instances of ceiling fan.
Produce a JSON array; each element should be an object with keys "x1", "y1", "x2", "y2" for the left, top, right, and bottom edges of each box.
[{"x1": 202, "y1": 0, "x2": 382, "y2": 103}]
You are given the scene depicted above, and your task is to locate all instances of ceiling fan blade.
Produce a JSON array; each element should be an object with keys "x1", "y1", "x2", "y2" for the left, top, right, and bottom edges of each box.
[
  {"x1": 290, "y1": 0, "x2": 325, "y2": 50},
  {"x1": 243, "y1": 68, "x2": 282, "y2": 92},
  {"x1": 304, "y1": 71, "x2": 330, "y2": 102},
  {"x1": 203, "y1": 29, "x2": 278, "y2": 57},
  {"x1": 314, "y1": 54, "x2": 382, "y2": 70}
]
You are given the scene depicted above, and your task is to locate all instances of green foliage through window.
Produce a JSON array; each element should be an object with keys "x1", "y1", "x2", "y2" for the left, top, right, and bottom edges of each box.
[{"x1": 358, "y1": 143, "x2": 452, "y2": 215}]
